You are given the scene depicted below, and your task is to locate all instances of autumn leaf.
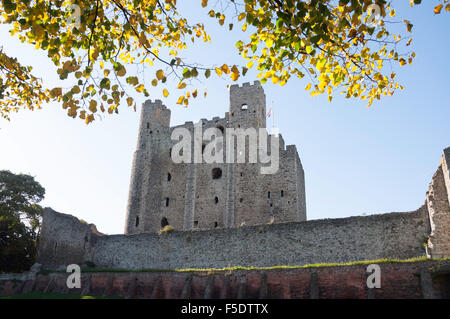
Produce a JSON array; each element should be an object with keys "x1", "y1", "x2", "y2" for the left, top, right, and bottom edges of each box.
[{"x1": 434, "y1": 4, "x2": 444, "y2": 14}]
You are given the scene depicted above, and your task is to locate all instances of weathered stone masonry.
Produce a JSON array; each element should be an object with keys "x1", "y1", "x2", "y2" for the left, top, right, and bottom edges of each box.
[{"x1": 124, "y1": 81, "x2": 307, "y2": 234}]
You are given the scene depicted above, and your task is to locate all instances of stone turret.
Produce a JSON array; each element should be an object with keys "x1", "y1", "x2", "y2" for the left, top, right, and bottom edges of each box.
[{"x1": 229, "y1": 81, "x2": 266, "y2": 129}]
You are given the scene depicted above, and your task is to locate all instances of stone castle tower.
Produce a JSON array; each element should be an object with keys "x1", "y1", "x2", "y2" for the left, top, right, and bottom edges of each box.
[{"x1": 124, "y1": 81, "x2": 306, "y2": 234}]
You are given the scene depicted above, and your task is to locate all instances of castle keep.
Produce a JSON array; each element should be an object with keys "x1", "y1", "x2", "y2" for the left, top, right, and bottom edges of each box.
[{"x1": 125, "y1": 81, "x2": 306, "y2": 234}]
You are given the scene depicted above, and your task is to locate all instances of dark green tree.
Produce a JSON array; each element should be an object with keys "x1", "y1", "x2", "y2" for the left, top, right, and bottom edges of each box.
[{"x1": 0, "y1": 170, "x2": 45, "y2": 273}]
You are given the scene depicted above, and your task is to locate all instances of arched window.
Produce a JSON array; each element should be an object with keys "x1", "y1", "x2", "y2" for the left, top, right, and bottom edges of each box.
[
  {"x1": 215, "y1": 196, "x2": 219, "y2": 204},
  {"x1": 161, "y1": 217, "x2": 169, "y2": 228},
  {"x1": 167, "y1": 173, "x2": 172, "y2": 182},
  {"x1": 241, "y1": 104, "x2": 248, "y2": 110},
  {"x1": 212, "y1": 168, "x2": 222, "y2": 179},
  {"x1": 214, "y1": 221, "x2": 218, "y2": 228},
  {"x1": 268, "y1": 191, "x2": 271, "y2": 199},
  {"x1": 281, "y1": 190, "x2": 284, "y2": 197},
  {"x1": 165, "y1": 197, "x2": 169, "y2": 207}
]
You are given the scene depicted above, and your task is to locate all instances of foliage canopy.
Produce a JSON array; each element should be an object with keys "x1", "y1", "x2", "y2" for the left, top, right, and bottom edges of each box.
[
  {"x1": 0, "y1": 170, "x2": 45, "y2": 273},
  {"x1": 0, "y1": 0, "x2": 448, "y2": 123}
]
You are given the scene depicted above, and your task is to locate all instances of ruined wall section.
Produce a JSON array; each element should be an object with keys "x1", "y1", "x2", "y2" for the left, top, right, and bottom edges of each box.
[
  {"x1": 427, "y1": 147, "x2": 450, "y2": 258},
  {"x1": 36, "y1": 208, "x2": 103, "y2": 269}
]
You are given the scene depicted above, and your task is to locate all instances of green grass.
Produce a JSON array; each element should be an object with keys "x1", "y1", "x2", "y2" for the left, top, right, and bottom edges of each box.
[
  {"x1": 0, "y1": 291, "x2": 123, "y2": 299},
  {"x1": 38, "y1": 256, "x2": 450, "y2": 275}
]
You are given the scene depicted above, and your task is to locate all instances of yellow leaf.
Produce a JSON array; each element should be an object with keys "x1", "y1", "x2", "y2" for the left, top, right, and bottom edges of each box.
[
  {"x1": 231, "y1": 71, "x2": 239, "y2": 81},
  {"x1": 272, "y1": 76, "x2": 280, "y2": 84},
  {"x1": 176, "y1": 96, "x2": 184, "y2": 104},
  {"x1": 89, "y1": 100, "x2": 97, "y2": 113},
  {"x1": 305, "y1": 83, "x2": 311, "y2": 90},
  {"x1": 266, "y1": 38, "x2": 273, "y2": 48},
  {"x1": 156, "y1": 69, "x2": 165, "y2": 80},
  {"x1": 177, "y1": 82, "x2": 186, "y2": 89},
  {"x1": 215, "y1": 67, "x2": 223, "y2": 76},
  {"x1": 127, "y1": 97, "x2": 133, "y2": 106},
  {"x1": 72, "y1": 86, "x2": 80, "y2": 94},
  {"x1": 152, "y1": 79, "x2": 158, "y2": 86},
  {"x1": 192, "y1": 89, "x2": 198, "y2": 98},
  {"x1": 246, "y1": 61, "x2": 254, "y2": 69},
  {"x1": 221, "y1": 64, "x2": 230, "y2": 74},
  {"x1": 399, "y1": 58, "x2": 406, "y2": 66},
  {"x1": 49, "y1": 87, "x2": 62, "y2": 98},
  {"x1": 238, "y1": 13, "x2": 246, "y2": 21},
  {"x1": 117, "y1": 66, "x2": 126, "y2": 77},
  {"x1": 85, "y1": 114, "x2": 95, "y2": 124},
  {"x1": 163, "y1": 89, "x2": 169, "y2": 97},
  {"x1": 389, "y1": 9, "x2": 395, "y2": 17},
  {"x1": 434, "y1": 4, "x2": 443, "y2": 14},
  {"x1": 202, "y1": 0, "x2": 208, "y2": 8},
  {"x1": 135, "y1": 84, "x2": 145, "y2": 92}
]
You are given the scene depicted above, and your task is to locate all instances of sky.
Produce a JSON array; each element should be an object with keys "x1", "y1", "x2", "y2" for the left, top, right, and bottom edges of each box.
[{"x1": 0, "y1": 1, "x2": 449, "y2": 235}]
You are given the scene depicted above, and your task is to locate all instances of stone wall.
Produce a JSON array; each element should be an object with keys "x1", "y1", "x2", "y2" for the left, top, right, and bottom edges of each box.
[
  {"x1": 36, "y1": 209, "x2": 104, "y2": 270},
  {"x1": 2, "y1": 260, "x2": 450, "y2": 299},
  {"x1": 426, "y1": 147, "x2": 450, "y2": 258},
  {"x1": 38, "y1": 206, "x2": 430, "y2": 271},
  {"x1": 36, "y1": 147, "x2": 450, "y2": 272}
]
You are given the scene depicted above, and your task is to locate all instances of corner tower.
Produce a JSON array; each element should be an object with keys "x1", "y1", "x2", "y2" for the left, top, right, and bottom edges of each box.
[
  {"x1": 125, "y1": 100, "x2": 171, "y2": 234},
  {"x1": 229, "y1": 81, "x2": 266, "y2": 129}
]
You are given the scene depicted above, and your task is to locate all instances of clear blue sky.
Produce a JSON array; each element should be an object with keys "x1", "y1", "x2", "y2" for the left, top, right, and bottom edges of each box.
[{"x1": 0, "y1": 1, "x2": 449, "y2": 234}]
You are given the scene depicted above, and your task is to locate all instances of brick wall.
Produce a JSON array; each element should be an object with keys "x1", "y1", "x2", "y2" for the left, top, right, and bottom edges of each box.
[{"x1": 2, "y1": 260, "x2": 450, "y2": 299}]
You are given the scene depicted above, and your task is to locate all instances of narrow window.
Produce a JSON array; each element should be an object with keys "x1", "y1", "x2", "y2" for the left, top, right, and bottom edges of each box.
[
  {"x1": 240, "y1": 172, "x2": 243, "y2": 177},
  {"x1": 212, "y1": 168, "x2": 222, "y2": 179},
  {"x1": 167, "y1": 173, "x2": 172, "y2": 182},
  {"x1": 281, "y1": 190, "x2": 284, "y2": 198},
  {"x1": 161, "y1": 217, "x2": 169, "y2": 228},
  {"x1": 215, "y1": 196, "x2": 219, "y2": 204},
  {"x1": 268, "y1": 191, "x2": 271, "y2": 199},
  {"x1": 239, "y1": 198, "x2": 243, "y2": 203},
  {"x1": 146, "y1": 122, "x2": 150, "y2": 129},
  {"x1": 135, "y1": 216, "x2": 139, "y2": 227},
  {"x1": 202, "y1": 143, "x2": 206, "y2": 154},
  {"x1": 165, "y1": 197, "x2": 169, "y2": 207},
  {"x1": 194, "y1": 221, "x2": 199, "y2": 228},
  {"x1": 214, "y1": 222, "x2": 218, "y2": 228}
]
